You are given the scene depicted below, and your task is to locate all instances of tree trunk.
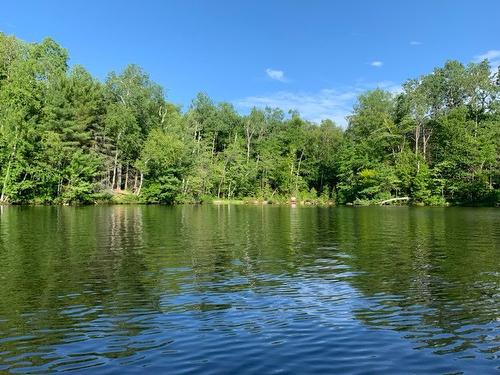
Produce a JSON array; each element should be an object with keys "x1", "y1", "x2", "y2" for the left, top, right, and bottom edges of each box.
[
  {"x1": 57, "y1": 177, "x2": 63, "y2": 196},
  {"x1": 218, "y1": 163, "x2": 226, "y2": 199},
  {"x1": 245, "y1": 125, "x2": 252, "y2": 162},
  {"x1": 246, "y1": 137, "x2": 251, "y2": 162},
  {"x1": 117, "y1": 164, "x2": 122, "y2": 191},
  {"x1": 379, "y1": 197, "x2": 410, "y2": 205},
  {"x1": 124, "y1": 165, "x2": 129, "y2": 191},
  {"x1": 112, "y1": 149, "x2": 119, "y2": 190},
  {"x1": 415, "y1": 124, "x2": 421, "y2": 172},
  {"x1": 136, "y1": 172, "x2": 144, "y2": 196},
  {"x1": 211, "y1": 133, "x2": 216, "y2": 157},
  {"x1": 415, "y1": 129, "x2": 419, "y2": 154},
  {"x1": 0, "y1": 142, "x2": 17, "y2": 202},
  {"x1": 295, "y1": 150, "x2": 304, "y2": 194},
  {"x1": 423, "y1": 131, "x2": 431, "y2": 163}
]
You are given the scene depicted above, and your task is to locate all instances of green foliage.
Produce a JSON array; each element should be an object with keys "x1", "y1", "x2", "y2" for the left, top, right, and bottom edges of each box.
[
  {"x1": 0, "y1": 32, "x2": 498, "y2": 206},
  {"x1": 60, "y1": 151, "x2": 102, "y2": 203},
  {"x1": 142, "y1": 175, "x2": 182, "y2": 204}
]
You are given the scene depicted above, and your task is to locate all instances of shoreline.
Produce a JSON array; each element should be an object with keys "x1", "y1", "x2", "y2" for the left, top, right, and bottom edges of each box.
[{"x1": 1, "y1": 198, "x2": 496, "y2": 208}]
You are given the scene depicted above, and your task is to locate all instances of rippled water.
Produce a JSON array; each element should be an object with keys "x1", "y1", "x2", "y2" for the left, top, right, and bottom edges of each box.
[{"x1": 0, "y1": 205, "x2": 498, "y2": 374}]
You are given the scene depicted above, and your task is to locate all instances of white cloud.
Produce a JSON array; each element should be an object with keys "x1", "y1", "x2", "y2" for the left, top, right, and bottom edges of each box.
[
  {"x1": 474, "y1": 50, "x2": 500, "y2": 61},
  {"x1": 410, "y1": 41, "x2": 422, "y2": 46},
  {"x1": 375, "y1": 80, "x2": 403, "y2": 95},
  {"x1": 266, "y1": 68, "x2": 287, "y2": 82},
  {"x1": 236, "y1": 89, "x2": 355, "y2": 125},
  {"x1": 370, "y1": 61, "x2": 383, "y2": 67},
  {"x1": 234, "y1": 81, "x2": 401, "y2": 127},
  {"x1": 474, "y1": 50, "x2": 500, "y2": 70}
]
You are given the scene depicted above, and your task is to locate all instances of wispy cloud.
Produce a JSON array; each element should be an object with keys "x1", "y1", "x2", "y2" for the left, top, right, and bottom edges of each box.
[
  {"x1": 266, "y1": 68, "x2": 287, "y2": 82},
  {"x1": 474, "y1": 50, "x2": 500, "y2": 70},
  {"x1": 234, "y1": 81, "x2": 401, "y2": 126},
  {"x1": 410, "y1": 41, "x2": 422, "y2": 46},
  {"x1": 474, "y1": 50, "x2": 500, "y2": 61},
  {"x1": 375, "y1": 80, "x2": 403, "y2": 95},
  {"x1": 236, "y1": 89, "x2": 355, "y2": 125},
  {"x1": 370, "y1": 61, "x2": 383, "y2": 68}
]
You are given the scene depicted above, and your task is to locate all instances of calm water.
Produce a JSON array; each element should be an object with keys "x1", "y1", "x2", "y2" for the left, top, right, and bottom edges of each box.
[{"x1": 0, "y1": 205, "x2": 498, "y2": 374}]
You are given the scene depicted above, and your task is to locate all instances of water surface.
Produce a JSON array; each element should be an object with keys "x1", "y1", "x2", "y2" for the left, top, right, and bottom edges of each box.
[{"x1": 0, "y1": 205, "x2": 498, "y2": 374}]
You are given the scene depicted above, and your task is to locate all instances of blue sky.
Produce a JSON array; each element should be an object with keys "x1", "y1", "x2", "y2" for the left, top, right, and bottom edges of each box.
[{"x1": 1, "y1": 0, "x2": 499, "y2": 125}]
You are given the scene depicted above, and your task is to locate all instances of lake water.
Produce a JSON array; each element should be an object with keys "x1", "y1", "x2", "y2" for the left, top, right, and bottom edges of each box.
[{"x1": 0, "y1": 205, "x2": 498, "y2": 374}]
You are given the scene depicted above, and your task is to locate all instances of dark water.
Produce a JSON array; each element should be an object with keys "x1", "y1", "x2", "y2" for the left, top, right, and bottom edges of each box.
[{"x1": 0, "y1": 205, "x2": 498, "y2": 374}]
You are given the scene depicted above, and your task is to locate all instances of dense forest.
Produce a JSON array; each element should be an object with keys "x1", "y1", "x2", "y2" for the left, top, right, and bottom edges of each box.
[{"x1": 0, "y1": 34, "x2": 498, "y2": 205}]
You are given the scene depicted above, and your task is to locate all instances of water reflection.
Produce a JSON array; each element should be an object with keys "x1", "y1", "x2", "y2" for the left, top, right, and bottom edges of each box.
[{"x1": 0, "y1": 205, "x2": 498, "y2": 374}]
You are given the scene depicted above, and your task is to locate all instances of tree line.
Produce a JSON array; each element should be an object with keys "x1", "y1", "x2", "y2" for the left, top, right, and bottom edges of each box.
[{"x1": 0, "y1": 34, "x2": 498, "y2": 205}]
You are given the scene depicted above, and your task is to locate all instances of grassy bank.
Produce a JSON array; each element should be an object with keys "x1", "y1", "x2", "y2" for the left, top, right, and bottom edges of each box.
[{"x1": 1, "y1": 189, "x2": 497, "y2": 207}]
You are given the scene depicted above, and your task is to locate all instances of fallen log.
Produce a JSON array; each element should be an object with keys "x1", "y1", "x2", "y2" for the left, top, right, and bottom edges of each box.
[{"x1": 379, "y1": 197, "x2": 410, "y2": 205}]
